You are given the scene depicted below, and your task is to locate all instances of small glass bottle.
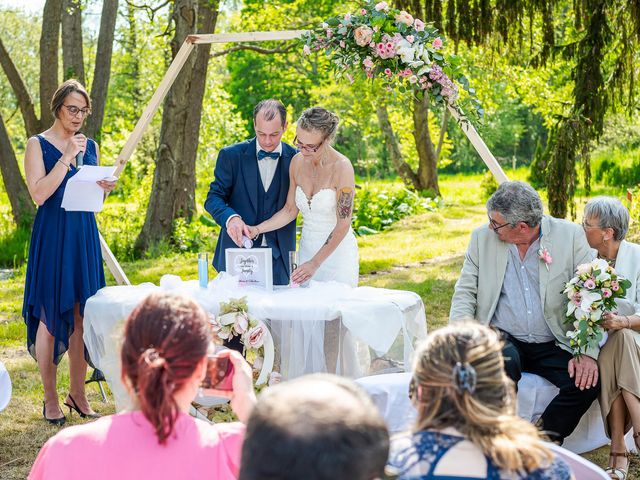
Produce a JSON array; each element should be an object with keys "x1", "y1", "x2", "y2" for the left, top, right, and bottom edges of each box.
[{"x1": 198, "y1": 252, "x2": 208, "y2": 288}]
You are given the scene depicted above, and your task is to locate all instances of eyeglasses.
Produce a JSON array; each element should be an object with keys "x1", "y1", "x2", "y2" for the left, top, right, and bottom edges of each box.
[
  {"x1": 63, "y1": 105, "x2": 91, "y2": 118},
  {"x1": 488, "y1": 215, "x2": 511, "y2": 231},
  {"x1": 294, "y1": 135, "x2": 324, "y2": 153},
  {"x1": 582, "y1": 220, "x2": 602, "y2": 230}
]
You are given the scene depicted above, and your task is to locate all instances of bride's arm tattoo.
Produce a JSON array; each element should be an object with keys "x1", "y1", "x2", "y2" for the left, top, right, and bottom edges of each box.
[
  {"x1": 323, "y1": 232, "x2": 334, "y2": 246},
  {"x1": 338, "y1": 188, "x2": 354, "y2": 219}
]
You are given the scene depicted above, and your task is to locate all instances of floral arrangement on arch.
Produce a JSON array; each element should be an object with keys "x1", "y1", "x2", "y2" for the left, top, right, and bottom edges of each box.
[
  {"x1": 301, "y1": 1, "x2": 482, "y2": 117},
  {"x1": 563, "y1": 258, "x2": 631, "y2": 356},
  {"x1": 210, "y1": 297, "x2": 267, "y2": 365}
]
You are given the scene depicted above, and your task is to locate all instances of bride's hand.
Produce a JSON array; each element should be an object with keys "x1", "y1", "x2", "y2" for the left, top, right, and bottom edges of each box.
[
  {"x1": 291, "y1": 260, "x2": 319, "y2": 284},
  {"x1": 244, "y1": 225, "x2": 260, "y2": 240}
]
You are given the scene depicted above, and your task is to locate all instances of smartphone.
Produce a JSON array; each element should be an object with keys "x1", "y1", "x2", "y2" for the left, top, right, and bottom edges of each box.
[{"x1": 201, "y1": 355, "x2": 234, "y2": 391}]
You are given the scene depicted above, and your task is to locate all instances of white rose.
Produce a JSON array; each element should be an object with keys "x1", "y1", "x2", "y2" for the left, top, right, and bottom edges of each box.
[{"x1": 218, "y1": 312, "x2": 237, "y2": 326}]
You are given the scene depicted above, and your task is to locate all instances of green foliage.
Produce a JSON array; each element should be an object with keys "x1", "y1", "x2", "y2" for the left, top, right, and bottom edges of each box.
[
  {"x1": 479, "y1": 171, "x2": 498, "y2": 200},
  {"x1": 353, "y1": 183, "x2": 441, "y2": 234}
]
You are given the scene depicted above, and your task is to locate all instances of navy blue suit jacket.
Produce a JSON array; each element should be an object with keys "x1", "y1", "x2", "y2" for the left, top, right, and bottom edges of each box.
[{"x1": 204, "y1": 138, "x2": 297, "y2": 284}]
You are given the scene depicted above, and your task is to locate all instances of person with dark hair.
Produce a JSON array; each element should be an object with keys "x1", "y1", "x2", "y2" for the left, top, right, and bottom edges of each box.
[
  {"x1": 29, "y1": 292, "x2": 256, "y2": 480},
  {"x1": 22, "y1": 79, "x2": 117, "y2": 425},
  {"x1": 388, "y1": 323, "x2": 574, "y2": 479},
  {"x1": 449, "y1": 181, "x2": 598, "y2": 444},
  {"x1": 205, "y1": 99, "x2": 297, "y2": 285},
  {"x1": 239, "y1": 374, "x2": 389, "y2": 480},
  {"x1": 246, "y1": 106, "x2": 358, "y2": 286}
]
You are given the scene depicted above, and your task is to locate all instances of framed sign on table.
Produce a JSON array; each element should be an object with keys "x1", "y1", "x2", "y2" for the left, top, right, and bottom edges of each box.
[{"x1": 225, "y1": 247, "x2": 273, "y2": 291}]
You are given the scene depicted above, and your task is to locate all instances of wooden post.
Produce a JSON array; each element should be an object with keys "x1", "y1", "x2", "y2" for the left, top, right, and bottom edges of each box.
[{"x1": 447, "y1": 104, "x2": 509, "y2": 184}]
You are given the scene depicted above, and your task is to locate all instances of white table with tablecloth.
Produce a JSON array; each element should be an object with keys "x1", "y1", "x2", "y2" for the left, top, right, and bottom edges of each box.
[{"x1": 83, "y1": 273, "x2": 428, "y2": 410}]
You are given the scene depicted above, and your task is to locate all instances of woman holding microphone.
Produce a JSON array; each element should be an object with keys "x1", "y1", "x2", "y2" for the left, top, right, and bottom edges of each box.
[{"x1": 22, "y1": 79, "x2": 116, "y2": 425}]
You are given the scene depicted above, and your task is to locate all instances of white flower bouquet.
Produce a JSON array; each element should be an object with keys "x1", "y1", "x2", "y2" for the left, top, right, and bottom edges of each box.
[
  {"x1": 563, "y1": 258, "x2": 631, "y2": 356},
  {"x1": 210, "y1": 297, "x2": 267, "y2": 364}
]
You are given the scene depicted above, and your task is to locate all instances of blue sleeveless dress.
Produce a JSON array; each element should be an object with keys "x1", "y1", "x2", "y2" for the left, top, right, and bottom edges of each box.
[
  {"x1": 388, "y1": 431, "x2": 572, "y2": 479},
  {"x1": 22, "y1": 135, "x2": 106, "y2": 365}
]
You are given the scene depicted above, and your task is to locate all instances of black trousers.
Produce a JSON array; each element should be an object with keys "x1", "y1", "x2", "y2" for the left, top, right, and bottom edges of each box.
[{"x1": 501, "y1": 331, "x2": 600, "y2": 443}]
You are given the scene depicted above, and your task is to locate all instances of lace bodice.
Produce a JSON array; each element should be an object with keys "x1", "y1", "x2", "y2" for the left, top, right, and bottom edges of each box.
[{"x1": 295, "y1": 186, "x2": 338, "y2": 235}]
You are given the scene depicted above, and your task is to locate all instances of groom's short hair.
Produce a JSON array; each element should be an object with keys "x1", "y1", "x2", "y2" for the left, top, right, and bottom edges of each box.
[
  {"x1": 239, "y1": 374, "x2": 389, "y2": 480},
  {"x1": 253, "y1": 99, "x2": 287, "y2": 128}
]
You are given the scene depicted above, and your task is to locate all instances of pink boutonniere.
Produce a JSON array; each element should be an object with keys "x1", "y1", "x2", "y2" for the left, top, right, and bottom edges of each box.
[{"x1": 538, "y1": 247, "x2": 552, "y2": 270}]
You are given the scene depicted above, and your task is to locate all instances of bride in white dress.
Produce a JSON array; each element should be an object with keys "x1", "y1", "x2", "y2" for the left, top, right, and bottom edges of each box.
[{"x1": 246, "y1": 107, "x2": 359, "y2": 287}]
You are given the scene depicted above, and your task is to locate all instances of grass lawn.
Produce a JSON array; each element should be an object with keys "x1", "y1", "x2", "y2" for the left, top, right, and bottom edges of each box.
[{"x1": 0, "y1": 171, "x2": 632, "y2": 478}]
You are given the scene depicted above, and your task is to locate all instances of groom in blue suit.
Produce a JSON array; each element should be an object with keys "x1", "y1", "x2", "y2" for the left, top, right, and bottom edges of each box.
[{"x1": 205, "y1": 99, "x2": 297, "y2": 285}]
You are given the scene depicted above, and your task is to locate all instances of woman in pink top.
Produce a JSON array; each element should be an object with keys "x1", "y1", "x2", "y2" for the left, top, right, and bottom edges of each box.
[{"x1": 29, "y1": 291, "x2": 256, "y2": 480}]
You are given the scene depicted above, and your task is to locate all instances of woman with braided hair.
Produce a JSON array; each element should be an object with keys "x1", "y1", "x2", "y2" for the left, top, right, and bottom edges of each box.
[
  {"x1": 387, "y1": 323, "x2": 574, "y2": 479},
  {"x1": 29, "y1": 292, "x2": 256, "y2": 480}
]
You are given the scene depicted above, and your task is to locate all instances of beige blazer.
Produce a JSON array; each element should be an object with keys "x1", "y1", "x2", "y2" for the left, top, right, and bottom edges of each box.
[
  {"x1": 612, "y1": 240, "x2": 640, "y2": 348},
  {"x1": 449, "y1": 215, "x2": 597, "y2": 357}
]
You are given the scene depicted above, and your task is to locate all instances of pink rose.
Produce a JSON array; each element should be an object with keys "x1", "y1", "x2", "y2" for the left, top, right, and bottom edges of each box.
[
  {"x1": 384, "y1": 68, "x2": 392, "y2": 76},
  {"x1": 344, "y1": 14, "x2": 351, "y2": 22},
  {"x1": 354, "y1": 25, "x2": 374, "y2": 47},
  {"x1": 406, "y1": 35, "x2": 415, "y2": 43},
  {"x1": 303, "y1": 45, "x2": 311, "y2": 55},
  {"x1": 233, "y1": 313, "x2": 249, "y2": 335},
  {"x1": 611, "y1": 280, "x2": 620, "y2": 291},
  {"x1": 409, "y1": 75, "x2": 418, "y2": 84},
  {"x1": 584, "y1": 278, "x2": 596, "y2": 290},
  {"x1": 414, "y1": 19, "x2": 425, "y2": 31},
  {"x1": 245, "y1": 324, "x2": 266, "y2": 349},
  {"x1": 395, "y1": 11, "x2": 414, "y2": 26},
  {"x1": 374, "y1": 1, "x2": 388, "y2": 11},
  {"x1": 602, "y1": 288, "x2": 612, "y2": 298},
  {"x1": 571, "y1": 293, "x2": 582, "y2": 305},
  {"x1": 363, "y1": 56, "x2": 374, "y2": 69},
  {"x1": 432, "y1": 37, "x2": 443, "y2": 49},
  {"x1": 361, "y1": 8, "x2": 367, "y2": 15}
]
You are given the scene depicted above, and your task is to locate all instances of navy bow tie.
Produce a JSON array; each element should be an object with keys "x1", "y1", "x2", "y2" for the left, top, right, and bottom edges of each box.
[{"x1": 257, "y1": 150, "x2": 280, "y2": 161}]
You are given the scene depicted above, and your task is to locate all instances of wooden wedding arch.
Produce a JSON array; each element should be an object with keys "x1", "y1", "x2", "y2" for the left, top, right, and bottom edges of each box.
[{"x1": 100, "y1": 31, "x2": 509, "y2": 285}]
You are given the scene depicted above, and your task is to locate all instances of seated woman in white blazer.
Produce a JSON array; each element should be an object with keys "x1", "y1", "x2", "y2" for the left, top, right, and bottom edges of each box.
[{"x1": 582, "y1": 196, "x2": 640, "y2": 480}]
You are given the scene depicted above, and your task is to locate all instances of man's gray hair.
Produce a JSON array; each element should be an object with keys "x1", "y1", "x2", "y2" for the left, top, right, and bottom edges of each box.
[
  {"x1": 486, "y1": 181, "x2": 544, "y2": 227},
  {"x1": 584, "y1": 196, "x2": 629, "y2": 241},
  {"x1": 253, "y1": 99, "x2": 287, "y2": 127}
]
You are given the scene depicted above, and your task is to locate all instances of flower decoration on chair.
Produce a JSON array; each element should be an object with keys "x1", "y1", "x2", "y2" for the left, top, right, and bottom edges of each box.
[
  {"x1": 210, "y1": 297, "x2": 267, "y2": 365},
  {"x1": 563, "y1": 258, "x2": 631, "y2": 356},
  {"x1": 301, "y1": 1, "x2": 483, "y2": 118}
]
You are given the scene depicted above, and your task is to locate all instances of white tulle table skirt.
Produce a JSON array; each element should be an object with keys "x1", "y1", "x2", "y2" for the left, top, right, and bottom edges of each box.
[{"x1": 83, "y1": 273, "x2": 428, "y2": 410}]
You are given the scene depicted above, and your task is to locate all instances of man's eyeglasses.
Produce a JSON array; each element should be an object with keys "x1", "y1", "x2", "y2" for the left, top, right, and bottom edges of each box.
[
  {"x1": 582, "y1": 220, "x2": 602, "y2": 230},
  {"x1": 63, "y1": 105, "x2": 91, "y2": 118},
  {"x1": 294, "y1": 135, "x2": 323, "y2": 153},
  {"x1": 488, "y1": 215, "x2": 511, "y2": 231}
]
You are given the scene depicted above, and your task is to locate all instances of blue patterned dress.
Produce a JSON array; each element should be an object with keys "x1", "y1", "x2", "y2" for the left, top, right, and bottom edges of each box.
[
  {"x1": 22, "y1": 135, "x2": 106, "y2": 364},
  {"x1": 388, "y1": 430, "x2": 572, "y2": 479}
]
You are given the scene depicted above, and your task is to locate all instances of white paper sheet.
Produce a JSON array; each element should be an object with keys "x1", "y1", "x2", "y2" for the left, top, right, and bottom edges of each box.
[{"x1": 61, "y1": 165, "x2": 116, "y2": 212}]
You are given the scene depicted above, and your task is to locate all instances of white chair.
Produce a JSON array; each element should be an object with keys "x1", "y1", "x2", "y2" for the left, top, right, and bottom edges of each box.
[{"x1": 546, "y1": 443, "x2": 610, "y2": 479}]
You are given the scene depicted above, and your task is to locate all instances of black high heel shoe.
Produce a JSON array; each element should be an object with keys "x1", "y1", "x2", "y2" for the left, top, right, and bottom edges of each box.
[
  {"x1": 64, "y1": 394, "x2": 100, "y2": 419},
  {"x1": 42, "y1": 402, "x2": 66, "y2": 426}
]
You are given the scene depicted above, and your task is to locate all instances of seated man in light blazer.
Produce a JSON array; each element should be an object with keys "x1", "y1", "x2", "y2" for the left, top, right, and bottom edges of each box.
[{"x1": 450, "y1": 180, "x2": 598, "y2": 444}]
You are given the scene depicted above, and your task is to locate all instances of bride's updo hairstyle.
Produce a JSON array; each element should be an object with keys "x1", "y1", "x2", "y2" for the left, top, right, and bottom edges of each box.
[
  {"x1": 410, "y1": 323, "x2": 553, "y2": 473},
  {"x1": 296, "y1": 107, "x2": 340, "y2": 144},
  {"x1": 120, "y1": 292, "x2": 210, "y2": 444}
]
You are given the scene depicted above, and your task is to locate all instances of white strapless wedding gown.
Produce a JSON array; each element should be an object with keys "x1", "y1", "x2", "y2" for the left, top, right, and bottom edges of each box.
[{"x1": 295, "y1": 186, "x2": 359, "y2": 287}]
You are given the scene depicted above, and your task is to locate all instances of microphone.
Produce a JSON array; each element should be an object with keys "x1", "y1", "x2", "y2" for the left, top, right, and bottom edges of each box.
[{"x1": 75, "y1": 131, "x2": 84, "y2": 168}]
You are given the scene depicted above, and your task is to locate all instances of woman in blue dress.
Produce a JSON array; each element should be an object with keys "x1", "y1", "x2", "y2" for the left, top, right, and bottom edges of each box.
[
  {"x1": 23, "y1": 80, "x2": 116, "y2": 425},
  {"x1": 387, "y1": 323, "x2": 574, "y2": 479}
]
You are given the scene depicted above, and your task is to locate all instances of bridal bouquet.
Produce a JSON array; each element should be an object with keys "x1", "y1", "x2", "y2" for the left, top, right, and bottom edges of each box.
[
  {"x1": 210, "y1": 297, "x2": 267, "y2": 364},
  {"x1": 563, "y1": 258, "x2": 631, "y2": 356},
  {"x1": 302, "y1": 1, "x2": 482, "y2": 117}
]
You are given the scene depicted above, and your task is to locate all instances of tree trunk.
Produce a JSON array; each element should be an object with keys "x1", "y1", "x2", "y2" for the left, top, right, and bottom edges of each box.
[
  {"x1": 84, "y1": 0, "x2": 118, "y2": 142},
  {"x1": 412, "y1": 94, "x2": 440, "y2": 195},
  {"x1": 39, "y1": 0, "x2": 63, "y2": 131},
  {"x1": 135, "y1": 0, "x2": 219, "y2": 253},
  {"x1": 375, "y1": 103, "x2": 420, "y2": 190},
  {"x1": 0, "y1": 37, "x2": 39, "y2": 137},
  {"x1": 0, "y1": 115, "x2": 36, "y2": 226},
  {"x1": 61, "y1": 0, "x2": 85, "y2": 84}
]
